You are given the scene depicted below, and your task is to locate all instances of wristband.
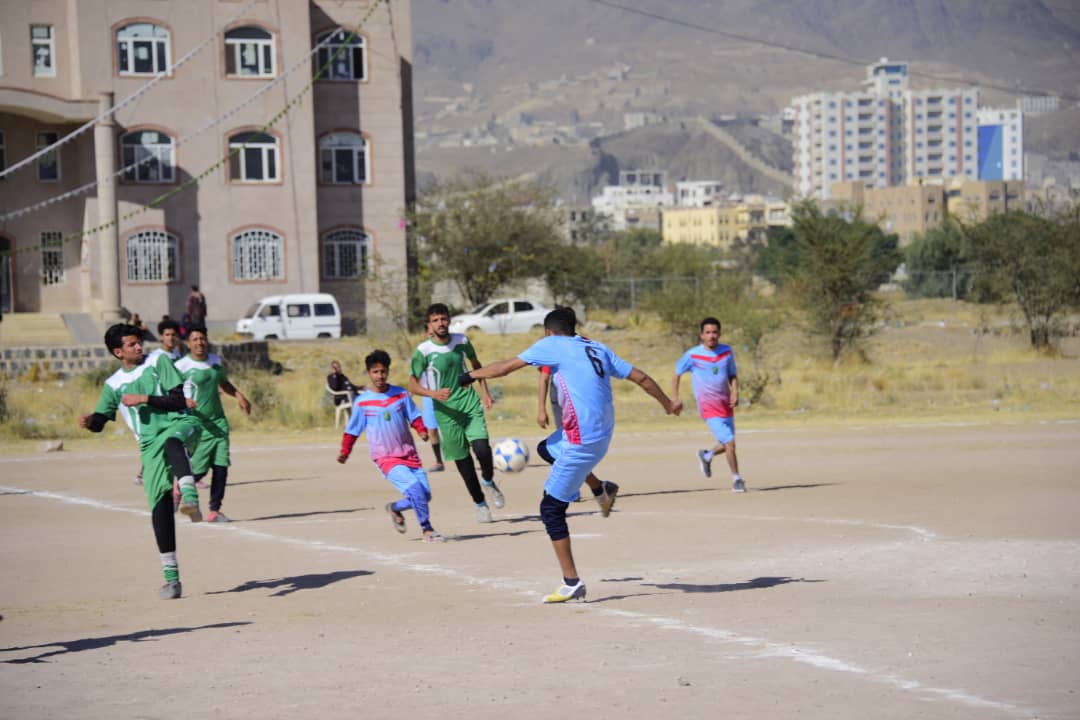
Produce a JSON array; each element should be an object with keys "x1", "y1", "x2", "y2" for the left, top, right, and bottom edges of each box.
[{"x1": 458, "y1": 372, "x2": 475, "y2": 386}]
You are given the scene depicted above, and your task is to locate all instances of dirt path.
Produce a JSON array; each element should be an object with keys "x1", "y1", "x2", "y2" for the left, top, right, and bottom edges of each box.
[{"x1": 2, "y1": 421, "x2": 1078, "y2": 719}]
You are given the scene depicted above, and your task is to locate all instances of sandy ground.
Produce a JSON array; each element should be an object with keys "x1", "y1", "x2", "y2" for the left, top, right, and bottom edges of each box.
[{"x1": 2, "y1": 421, "x2": 1079, "y2": 720}]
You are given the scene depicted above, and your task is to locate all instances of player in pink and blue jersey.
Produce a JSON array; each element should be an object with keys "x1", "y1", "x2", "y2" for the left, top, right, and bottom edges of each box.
[
  {"x1": 672, "y1": 316, "x2": 746, "y2": 492},
  {"x1": 337, "y1": 350, "x2": 445, "y2": 543},
  {"x1": 461, "y1": 308, "x2": 680, "y2": 603}
]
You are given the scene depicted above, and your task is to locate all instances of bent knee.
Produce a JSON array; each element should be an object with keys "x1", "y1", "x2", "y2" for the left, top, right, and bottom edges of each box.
[{"x1": 539, "y1": 492, "x2": 570, "y2": 541}]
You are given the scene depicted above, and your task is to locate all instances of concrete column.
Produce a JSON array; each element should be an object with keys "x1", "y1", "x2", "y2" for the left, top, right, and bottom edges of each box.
[{"x1": 94, "y1": 91, "x2": 123, "y2": 323}]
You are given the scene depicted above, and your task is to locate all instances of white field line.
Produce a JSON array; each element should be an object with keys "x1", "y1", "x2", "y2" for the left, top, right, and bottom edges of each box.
[{"x1": 0, "y1": 483, "x2": 1032, "y2": 718}]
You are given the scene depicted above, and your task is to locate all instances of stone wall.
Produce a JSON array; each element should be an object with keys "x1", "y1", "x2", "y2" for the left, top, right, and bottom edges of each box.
[{"x1": 0, "y1": 342, "x2": 272, "y2": 378}]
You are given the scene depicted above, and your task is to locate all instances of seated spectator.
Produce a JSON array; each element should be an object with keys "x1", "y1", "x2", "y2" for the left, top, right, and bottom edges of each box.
[{"x1": 327, "y1": 360, "x2": 364, "y2": 405}]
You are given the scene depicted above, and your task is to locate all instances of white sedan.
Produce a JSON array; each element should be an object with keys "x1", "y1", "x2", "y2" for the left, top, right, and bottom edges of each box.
[{"x1": 449, "y1": 299, "x2": 551, "y2": 335}]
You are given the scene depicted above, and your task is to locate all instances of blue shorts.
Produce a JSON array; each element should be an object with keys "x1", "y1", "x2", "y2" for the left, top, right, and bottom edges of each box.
[
  {"x1": 385, "y1": 464, "x2": 431, "y2": 495},
  {"x1": 421, "y1": 397, "x2": 439, "y2": 431},
  {"x1": 544, "y1": 436, "x2": 611, "y2": 503},
  {"x1": 543, "y1": 428, "x2": 566, "y2": 460},
  {"x1": 706, "y1": 416, "x2": 735, "y2": 445}
]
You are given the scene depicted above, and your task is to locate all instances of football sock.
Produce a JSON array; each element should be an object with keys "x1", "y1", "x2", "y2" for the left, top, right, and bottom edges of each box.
[
  {"x1": 160, "y1": 552, "x2": 179, "y2": 583},
  {"x1": 178, "y1": 475, "x2": 197, "y2": 502},
  {"x1": 564, "y1": 577, "x2": 579, "y2": 586},
  {"x1": 733, "y1": 473, "x2": 742, "y2": 481},
  {"x1": 432, "y1": 443, "x2": 443, "y2": 464},
  {"x1": 590, "y1": 483, "x2": 604, "y2": 496},
  {"x1": 703, "y1": 450, "x2": 714, "y2": 461}
]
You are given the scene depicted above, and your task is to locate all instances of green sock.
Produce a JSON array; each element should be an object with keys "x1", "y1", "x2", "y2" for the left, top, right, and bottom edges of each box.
[
  {"x1": 178, "y1": 476, "x2": 197, "y2": 503},
  {"x1": 161, "y1": 552, "x2": 179, "y2": 583}
]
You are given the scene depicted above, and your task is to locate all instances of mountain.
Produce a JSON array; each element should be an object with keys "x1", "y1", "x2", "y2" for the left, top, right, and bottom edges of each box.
[{"x1": 411, "y1": 0, "x2": 1080, "y2": 196}]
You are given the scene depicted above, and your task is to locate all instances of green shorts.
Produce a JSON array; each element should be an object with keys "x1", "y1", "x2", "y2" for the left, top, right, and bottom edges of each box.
[
  {"x1": 140, "y1": 415, "x2": 201, "y2": 510},
  {"x1": 434, "y1": 403, "x2": 489, "y2": 462},
  {"x1": 190, "y1": 421, "x2": 230, "y2": 475}
]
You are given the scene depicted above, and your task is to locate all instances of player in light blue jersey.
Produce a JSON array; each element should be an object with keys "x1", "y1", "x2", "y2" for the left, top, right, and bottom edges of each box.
[
  {"x1": 461, "y1": 308, "x2": 680, "y2": 603},
  {"x1": 338, "y1": 350, "x2": 445, "y2": 543}
]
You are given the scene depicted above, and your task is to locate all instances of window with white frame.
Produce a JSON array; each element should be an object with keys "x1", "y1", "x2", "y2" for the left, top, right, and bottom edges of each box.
[
  {"x1": 322, "y1": 229, "x2": 369, "y2": 279},
  {"x1": 315, "y1": 29, "x2": 366, "y2": 80},
  {"x1": 224, "y1": 26, "x2": 275, "y2": 77},
  {"x1": 126, "y1": 230, "x2": 178, "y2": 282},
  {"x1": 31, "y1": 25, "x2": 55, "y2": 77},
  {"x1": 41, "y1": 231, "x2": 64, "y2": 285},
  {"x1": 232, "y1": 228, "x2": 284, "y2": 280},
  {"x1": 36, "y1": 132, "x2": 60, "y2": 181},
  {"x1": 121, "y1": 130, "x2": 175, "y2": 183},
  {"x1": 117, "y1": 23, "x2": 170, "y2": 75},
  {"x1": 228, "y1": 131, "x2": 279, "y2": 182},
  {"x1": 319, "y1": 133, "x2": 368, "y2": 184}
]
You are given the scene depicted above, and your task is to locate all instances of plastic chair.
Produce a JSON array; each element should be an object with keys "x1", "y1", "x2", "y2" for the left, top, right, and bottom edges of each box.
[{"x1": 327, "y1": 385, "x2": 354, "y2": 427}]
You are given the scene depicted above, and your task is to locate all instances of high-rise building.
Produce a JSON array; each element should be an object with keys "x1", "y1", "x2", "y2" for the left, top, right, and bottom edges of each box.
[
  {"x1": 0, "y1": 0, "x2": 414, "y2": 332},
  {"x1": 977, "y1": 107, "x2": 1024, "y2": 181}
]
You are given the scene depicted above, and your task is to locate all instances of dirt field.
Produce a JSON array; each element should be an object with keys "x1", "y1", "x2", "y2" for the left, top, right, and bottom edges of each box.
[{"x1": 2, "y1": 421, "x2": 1078, "y2": 719}]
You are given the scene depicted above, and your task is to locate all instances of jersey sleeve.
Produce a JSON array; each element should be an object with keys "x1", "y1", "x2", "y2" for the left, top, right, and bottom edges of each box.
[
  {"x1": 404, "y1": 393, "x2": 422, "y2": 424},
  {"x1": 674, "y1": 349, "x2": 694, "y2": 375},
  {"x1": 604, "y1": 346, "x2": 633, "y2": 380},
  {"x1": 409, "y1": 348, "x2": 425, "y2": 379},
  {"x1": 727, "y1": 350, "x2": 738, "y2": 378},
  {"x1": 343, "y1": 398, "x2": 366, "y2": 437},
  {"x1": 154, "y1": 352, "x2": 184, "y2": 392},
  {"x1": 93, "y1": 383, "x2": 120, "y2": 418},
  {"x1": 213, "y1": 355, "x2": 230, "y2": 385},
  {"x1": 462, "y1": 337, "x2": 478, "y2": 363},
  {"x1": 518, "y1": 336, "x2": 558, "y2": 367}
]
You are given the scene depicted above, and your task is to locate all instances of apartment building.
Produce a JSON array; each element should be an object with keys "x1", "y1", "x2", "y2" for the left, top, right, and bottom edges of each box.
[
  {"x1": 904, "y1": 88, "x2": 979, "y2": 182},
  {"x1": 662, "y1": 195, "x2": 787, "y2": 250},
  {"x1": 977, "y1": 107, "x2": 1024, "y2": 181},
  {"x1": 591, "y1": 170, "x2": 673, "y2": 231},
  {"x1": 673, "y1": 180, "x2": 724, "y2": 208},
  {"x1": 0, "y1": 0, "x2": 414, "y2": 333}
]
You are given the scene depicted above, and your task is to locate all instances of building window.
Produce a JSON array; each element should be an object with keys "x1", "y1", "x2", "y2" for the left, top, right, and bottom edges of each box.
[
  {"x1": 224, "y1": 26, "x2": 275, "y2": 77},
  {"x1": 32, "y1": 25, "x2": 55, "y2": 77},
  {"x1": 315, "y1": 29, "x2": 366, "y2": 80},
  {"x1": 319, "y1": 132, "x2": 369, "y2": 184},
  {"x1": 41, "y1": 231, "x2": 64, "y2": 285},
  {"x1": 126, "y1": 229, "x2": 178, "y2": 282},
  {"x1": 232, "y1": 228, "x2": 283, "y2": 280},
  {"x1": 322, "y1": 229, "x2": 370, "y2": 279},
  {"x1": 121, "y1": 130, "x2": 175, "y2": 183},
  {"x1": 36, "y1": 132, "x2": 60, "y2": 181},
  {"x1": 117, "y1": 23, "x2": 170, "y2": 75},
  {"x1": 228, "y1": 131, "x2": 279, "y2": 182}
]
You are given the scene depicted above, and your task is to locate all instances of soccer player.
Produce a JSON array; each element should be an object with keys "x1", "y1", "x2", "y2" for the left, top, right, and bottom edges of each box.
[
  {"x1": 338, "y1": 350, "x2": 445, "y2": 543},
  {"x1": 671, "y1": 316, "x2": 745, "y2": 492},
  {"x1": 175, "y1": 326, "x2": 251, "y2": 523},
  {"x1": 461, "y1": 307, "x2": 680, "y2": 603},
  {"x1": 79, "y1": 324, "x2": 203, "y2": 599},
  {"x1": 537, "y1": 364, "x2": 618, "y2": 516},
  {"x1": 408, "y1": 303, "x2": 504, "y2": 523},
  {"x1": 132, "y1": 318, "x2": 183, "y2": 486}
]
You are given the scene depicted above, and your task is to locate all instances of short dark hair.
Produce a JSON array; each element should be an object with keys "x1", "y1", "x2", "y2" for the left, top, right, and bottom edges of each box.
[
  {"x1": 158, "y1": 318, "x2": 180, "y2": 335},
  {"x1": 104, "y1": 323, "x2": 142, "y2": 352},
  {"x1": 426, "y1": 303, "x2": 450, "y2": 320},
  {"x1": 544, "y1": 307, "x2": 577, "y2": 336},
  {"x1": 365, "y1": 349, "x2": 392, "y2": 370},
  {"x1": 700, "y1": 316, "x2": 722, "y2": 333},
  {"x1": 187, "y1": 325, "x2": 208, "y2": 338},
  {"x1": 191, "y1": 285, "x2": 199, "y2": 291}
]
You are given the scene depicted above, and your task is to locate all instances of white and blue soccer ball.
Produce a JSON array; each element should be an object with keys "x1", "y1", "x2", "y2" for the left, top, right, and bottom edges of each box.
[{"x1": 493, "y1": 437, "x2": 529, "y2": 473}]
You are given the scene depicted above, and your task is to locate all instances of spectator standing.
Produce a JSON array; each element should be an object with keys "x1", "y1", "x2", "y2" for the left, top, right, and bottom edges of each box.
[{"x1": 187, "y1": 285, "x2": 207, "y2": 326}]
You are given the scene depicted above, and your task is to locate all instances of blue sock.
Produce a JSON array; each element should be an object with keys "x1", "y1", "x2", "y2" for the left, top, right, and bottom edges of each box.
[{"x1": 564, "y1": 576, "x2": 579, "y2": 586}]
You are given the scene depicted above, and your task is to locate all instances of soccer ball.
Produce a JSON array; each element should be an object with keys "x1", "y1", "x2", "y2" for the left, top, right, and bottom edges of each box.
[{"x1": 493, "y1": 437, "x2": 529, "y2": 473}]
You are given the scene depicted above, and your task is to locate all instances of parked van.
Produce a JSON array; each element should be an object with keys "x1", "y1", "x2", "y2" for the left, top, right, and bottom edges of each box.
[{"x1": 235, "y1": 293, "x2": 342, "y2": 340}]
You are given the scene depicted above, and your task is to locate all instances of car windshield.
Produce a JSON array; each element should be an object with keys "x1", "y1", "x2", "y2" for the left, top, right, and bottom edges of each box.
[
  {"x1": 244, "y1": 303, "x2": 260, "y2": 318},
  {"x1": 468, "y1": 303, "x2": 491, "y2": 315}
]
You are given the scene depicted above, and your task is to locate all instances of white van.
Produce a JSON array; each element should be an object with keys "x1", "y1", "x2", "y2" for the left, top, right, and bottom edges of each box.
[{"x1": 235, "y1": 293, "x2": 342, "y2": 340}]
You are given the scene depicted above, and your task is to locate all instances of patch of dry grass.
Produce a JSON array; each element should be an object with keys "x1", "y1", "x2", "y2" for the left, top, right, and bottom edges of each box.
[{"x1": 3, "y1": 299, "x2": 1078, "y2": 453}]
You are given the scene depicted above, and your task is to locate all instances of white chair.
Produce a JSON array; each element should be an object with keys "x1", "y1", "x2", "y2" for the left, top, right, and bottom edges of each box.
[{"x1": 327, "y1": 385, "x2": 354, "y2": 427}]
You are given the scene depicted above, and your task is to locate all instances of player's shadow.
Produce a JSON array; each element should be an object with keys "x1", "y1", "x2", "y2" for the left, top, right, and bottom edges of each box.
[
  {"x1": 643, "y1": 576, "x2": 825, "y2": 593},
  {"x1": 615, "y1": 488, "x2": 717, "y2": 499},
  {"x1": 243, "y1": 507, "x2": 369, "y2": 522},
  {"x1": 0, "y1": 621, "x2": 252, "y2": 664},
  {"x1": 207, "y1": 570, "x2": 374, "y2": 597},
  {"x1": 229, "y1": 476, "x2": 318, "y2": 487},
  {"x1": 752, "y1": 483, "x2": 839, "y2": 492},
  {"x1": 0, "y1": 490, "x2": 31, "y2": 496},
  {"x1": 502, "y1": 510, "x2": 596, "y2": 525},
  {"x1": 450, "y1": 528, "x2": 542, "y2": 542}
]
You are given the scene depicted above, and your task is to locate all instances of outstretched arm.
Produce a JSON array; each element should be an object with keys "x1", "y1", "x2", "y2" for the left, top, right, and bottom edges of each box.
[
  {"x1": 469, "y1": 357, "x2": 495, "y2": 409},
  {"x1": 628, "y1": 367, "x2": 681, "y2": 415},
  {"x1": 460, "y1": 357, "x2": 529, "y2": 384}
]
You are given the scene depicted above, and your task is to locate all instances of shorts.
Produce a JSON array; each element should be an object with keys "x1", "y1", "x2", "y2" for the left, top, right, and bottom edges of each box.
[
  {"x1": 433, "y1": 403, "x2": 488, "y2": 462},
  {"x1": 706, "y1": 416, "x2": 736, "y2": 445},
  {"x1": 140, "y1": 416, "x2": 201, "y2": 510},
  {"x1": 421, "y1": 397, "x2": 439, "y2": 431},
  {"x1": 542, "y1": 427, "x2": 566, "y2": 460},
  {"x1": 190, "y1": 421, "x2": 229, "y2": 475},
  {"x1": 544, "y1": 436, "x2": 611, "y2": 503},
  {"x1": 385, "y1": 464, "x2": 430, "y2": 495}
]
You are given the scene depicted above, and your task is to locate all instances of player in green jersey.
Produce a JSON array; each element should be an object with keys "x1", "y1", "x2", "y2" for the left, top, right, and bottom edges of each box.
[
  {"x1": 408, "y1": 303, "x2": 505, "y2": 523},
  {"x1": 79, "y1": 324, "x2": 203, "y2": 599},
  {"x1": 175, "y1": 326, "x2": 251, "y2": 523}
]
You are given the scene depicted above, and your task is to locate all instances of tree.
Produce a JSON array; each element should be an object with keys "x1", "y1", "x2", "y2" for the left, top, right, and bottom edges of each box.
[
  {"x1": 754, "y1": 225, "x2": 800, "y2": 288},
  {"x1": 544, "y1": 243, "x2": 606, "y2": 309},
  {"x1": 784, "y1": 202, "x2": 903, "y2": 362},
  {"x1": 965, "y1": 206, "x2": 1080, "y2": 350},
  {"x1": 408, "y1": 174, "x2": 564, "y2": 308},
  {"x1": 903, "y1": 221, "x2": 972, "y2": 299}
]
